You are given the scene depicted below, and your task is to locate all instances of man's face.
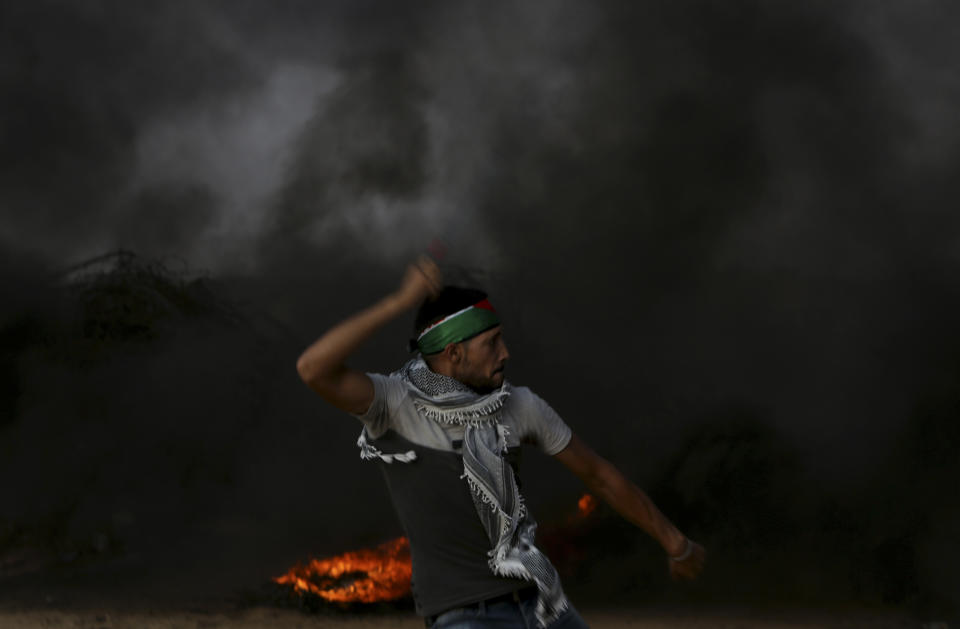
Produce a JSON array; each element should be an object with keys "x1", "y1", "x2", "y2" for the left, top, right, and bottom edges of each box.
[{"x1": 455, "y1": 325, "x2": 509, "y2": 393}]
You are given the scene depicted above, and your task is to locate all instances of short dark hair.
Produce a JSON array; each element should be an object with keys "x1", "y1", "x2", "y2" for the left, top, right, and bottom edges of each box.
[{"x1": 410, "y1": 286, "x2": 489, "y2": 352}]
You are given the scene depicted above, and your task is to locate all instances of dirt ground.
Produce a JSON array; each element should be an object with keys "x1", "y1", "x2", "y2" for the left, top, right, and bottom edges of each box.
[{"x1": 0, "y1": 607, "x2": 923, "y2": 629}]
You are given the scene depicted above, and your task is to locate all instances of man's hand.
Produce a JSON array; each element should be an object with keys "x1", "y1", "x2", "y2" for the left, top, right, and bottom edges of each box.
[
  {"x1": 395, "y1": 255, "x2": 442, "y2": 310},
  {"x1": 667, "y1": 539, "x2": 706, "y2": 581}
]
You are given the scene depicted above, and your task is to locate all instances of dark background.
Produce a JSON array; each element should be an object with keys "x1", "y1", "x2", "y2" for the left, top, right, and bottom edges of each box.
[{"x1": 1, "y1": 0, "x2": 958, "y2": 620}]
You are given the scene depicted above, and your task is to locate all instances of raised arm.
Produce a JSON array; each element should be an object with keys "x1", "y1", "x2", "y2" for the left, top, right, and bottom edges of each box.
[
  {"x1": 554, "y1": 434, "x2": 706, "y2": 581},
  {"x1": 296, "y1": 257, "x2": 441, "y2": 415}
]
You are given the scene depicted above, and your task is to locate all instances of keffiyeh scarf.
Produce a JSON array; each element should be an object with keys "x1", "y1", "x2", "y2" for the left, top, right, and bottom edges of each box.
[{"x1": 357, "y1": 358, "x2": 569, "y2": 627}]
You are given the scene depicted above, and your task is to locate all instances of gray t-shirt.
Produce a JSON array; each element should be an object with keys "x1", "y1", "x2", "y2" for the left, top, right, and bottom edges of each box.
[
  {"x1": 353, "y1": 371, "x2": 573, "y2": 616},
  {"x1": 357, "y1": 372, "x2": 572, "y2": 456}
]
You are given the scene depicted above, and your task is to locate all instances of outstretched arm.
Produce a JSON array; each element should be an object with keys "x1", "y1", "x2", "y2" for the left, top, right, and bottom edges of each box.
[
  {"x1": 296, "y1": 257, "x2": 441, "y2": 415},
  {"x1": 554, "y1": 434, "x2": 706, "y2": 580}
]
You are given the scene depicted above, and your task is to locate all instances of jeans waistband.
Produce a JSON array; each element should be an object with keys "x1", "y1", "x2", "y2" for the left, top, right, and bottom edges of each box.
[{"x1": 424, "y1": 586, "x2": 537, "y2": 627}]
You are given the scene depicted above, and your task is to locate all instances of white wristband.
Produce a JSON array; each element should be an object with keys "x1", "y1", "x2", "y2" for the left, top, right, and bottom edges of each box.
[{"x1": 670, "y1": 538, "x2": 694, "y2": 562}]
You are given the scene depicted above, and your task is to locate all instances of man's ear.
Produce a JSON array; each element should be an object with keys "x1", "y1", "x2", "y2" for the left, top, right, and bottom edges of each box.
[{"x1": 444, "y1": 342, "x2": 462, "y2": 364}]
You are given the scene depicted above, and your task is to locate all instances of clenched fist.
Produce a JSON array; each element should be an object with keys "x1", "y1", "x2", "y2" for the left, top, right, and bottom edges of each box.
[{"x1": 395, "y1": 255, "x2": 442, "y2": 310}]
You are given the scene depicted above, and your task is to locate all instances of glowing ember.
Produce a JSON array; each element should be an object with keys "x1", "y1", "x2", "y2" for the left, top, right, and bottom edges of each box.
[
  {"x1": 273, "y1": 537, "x2": 412, "y2": 603},
  {"x1": 577, "y1": 493, "x2": 598, "y2": 518}
]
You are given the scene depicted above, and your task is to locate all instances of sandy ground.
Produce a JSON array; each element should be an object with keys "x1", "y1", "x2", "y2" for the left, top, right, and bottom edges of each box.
[{"x1": 0, "y1": 608, "x2": 923, "y2": 629}]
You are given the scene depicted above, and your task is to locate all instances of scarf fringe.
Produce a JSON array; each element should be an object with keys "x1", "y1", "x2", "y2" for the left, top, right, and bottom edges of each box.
[
  {"x1": 497, "y1": 423, "x2": 510, "y2": 453},
  {"x1": 489, "y1": 555, "x2": 532, "y2": 581},
  {"x1": 357, "y1": 430, "x2": 417, "y2": 464},
  {"x1": 462, "y1": 472, "x2": 512, "y2": 521},
  {"x1": 412, "y1": 391, "x2": 509, "y2": 426}
]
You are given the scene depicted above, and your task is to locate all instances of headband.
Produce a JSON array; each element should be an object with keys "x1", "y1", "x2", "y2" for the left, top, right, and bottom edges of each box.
[{"x1": 416, "y1": 299, "x2": 500, "y2": 355}]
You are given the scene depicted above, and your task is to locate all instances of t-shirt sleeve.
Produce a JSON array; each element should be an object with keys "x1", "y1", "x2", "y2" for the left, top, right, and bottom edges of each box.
[
  {"x1": 511, "y1": 387, "x2": 573, "y2": 455},
  {"x1": 351, "y1": 373, "x2": 406, "y2": 438}
]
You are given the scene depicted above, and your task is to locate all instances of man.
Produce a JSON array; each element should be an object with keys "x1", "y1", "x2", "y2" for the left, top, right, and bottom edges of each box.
[{"x1": 296, "y1": 257, "x2": 705, "y2": 628}]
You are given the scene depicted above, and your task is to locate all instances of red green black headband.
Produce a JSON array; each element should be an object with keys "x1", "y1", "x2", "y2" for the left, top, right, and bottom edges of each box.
[{"x1": 416, "y1": 299, "x2": 500, "y2": 354}]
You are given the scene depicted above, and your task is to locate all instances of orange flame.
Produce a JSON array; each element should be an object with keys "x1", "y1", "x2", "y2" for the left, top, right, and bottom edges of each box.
[
  {"x1": 577, "y1": 493, "x2": 597, "y2": 518},
  {"x1": 273, "y1": 537, "x2": 412, "y2": 603},
  {"x1": 274, "y1": 495, "x2": 598, "y2": 604}
]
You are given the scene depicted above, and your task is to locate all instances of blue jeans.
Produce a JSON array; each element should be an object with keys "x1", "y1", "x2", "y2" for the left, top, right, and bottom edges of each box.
[{"x1": 426, "y1": 596, "x2": 589, "y2": 628}]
